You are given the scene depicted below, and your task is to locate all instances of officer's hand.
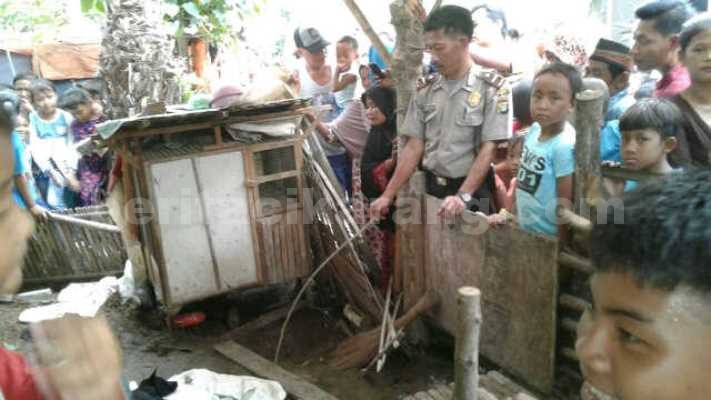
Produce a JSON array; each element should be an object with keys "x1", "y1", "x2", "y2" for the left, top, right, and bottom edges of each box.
[
  {"x1": 369, "y1": 196, "x2": 393, "y2": 220},
  {"x1": 438, "y1": 196, "x2": 466, "y2": 219}
]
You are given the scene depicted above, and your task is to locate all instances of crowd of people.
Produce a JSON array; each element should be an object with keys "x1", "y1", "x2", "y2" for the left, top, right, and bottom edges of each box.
[
  {"x1": 1, "y1": 0, "x2": 711, "y2": 399},
  {"x1": 2, "y1": 74, "x2": 111, "y2": 221},
  {"x1": 292, "y1": 2, "x2": 711, "y2": 399}
]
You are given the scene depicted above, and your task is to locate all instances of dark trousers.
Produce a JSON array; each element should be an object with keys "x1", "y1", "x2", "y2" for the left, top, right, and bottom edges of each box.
[{"x1": 424, "y1": 169, "x2": 498, "y2": 215}]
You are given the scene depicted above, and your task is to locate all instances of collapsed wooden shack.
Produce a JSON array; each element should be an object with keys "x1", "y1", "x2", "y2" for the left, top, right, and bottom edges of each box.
[{"x1": 103, "y1": 99, "x2": 383, "y2": 324}]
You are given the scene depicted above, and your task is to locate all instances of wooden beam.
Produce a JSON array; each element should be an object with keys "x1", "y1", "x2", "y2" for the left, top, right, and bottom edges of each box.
[
  {"x1": 214, "y1": 341, "x2": 340, "y2": 400},
  {"x1": 341, "y1": 0, "x2": 393, "y2": 66}
]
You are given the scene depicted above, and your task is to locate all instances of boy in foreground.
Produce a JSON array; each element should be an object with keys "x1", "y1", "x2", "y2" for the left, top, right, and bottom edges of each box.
[{"x1": 576, "y1": 168, "x2": 711, "y2": 400}]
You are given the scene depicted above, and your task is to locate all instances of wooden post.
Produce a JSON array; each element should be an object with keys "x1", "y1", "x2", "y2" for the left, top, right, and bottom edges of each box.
[
  {"x1": 342, "y1": 0, "x2": 393, "y2": 66},
  {"x1": 454, "y1": 286, "x2": 482, "y2": 400},
  {"x1": 573, "y1": 79, "x2": 605, "y2": 218}
]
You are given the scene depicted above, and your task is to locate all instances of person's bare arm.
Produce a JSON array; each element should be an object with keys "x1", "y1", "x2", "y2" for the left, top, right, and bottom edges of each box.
[
  {"x1": 470, "y1": 44, "x2": 512, "y2": 74},
  {"x1": 459, "y1": 141, "x2": 496, "y2": 194},
  {"x1": 13, "y1": 175, "x2": 46, "y2": 219},
  {"x1": 369, "y1": 137, "x2": 424, "y2": 219},
  {"x1": 556, "y1": 174, "x2": 574, "y2": 242},
  {"x1": 304, "y1": 111, "x2": 336, "y2": 142},
  {"x1": 332, "y1": 72, "x2": 357, "y2": 92},
  {"x1": 438, "y1": 141, "x2": 497, "y2": 218}
]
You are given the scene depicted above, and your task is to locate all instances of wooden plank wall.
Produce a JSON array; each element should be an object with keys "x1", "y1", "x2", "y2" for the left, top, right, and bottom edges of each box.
[
  {"x1": 258, "y1": 209, "x2": 310, "y2": 285},
  {"x1": 399, "y1": 172, "x2": 559, "y2": 394}
]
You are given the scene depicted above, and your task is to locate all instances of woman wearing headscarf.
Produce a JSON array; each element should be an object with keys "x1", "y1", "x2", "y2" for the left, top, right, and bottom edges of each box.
[{"x1": 360, "y1": 85, "x2": 397, "y2": 288}]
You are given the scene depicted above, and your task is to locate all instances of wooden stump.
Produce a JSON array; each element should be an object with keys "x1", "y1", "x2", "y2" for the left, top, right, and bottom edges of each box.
[{"x1": 454, "y1": 287, "x2": 482, "y2": 400}]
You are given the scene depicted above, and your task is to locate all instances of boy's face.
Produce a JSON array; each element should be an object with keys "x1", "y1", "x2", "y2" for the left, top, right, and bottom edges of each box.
[
  {"x1": 13, "y1": 79, "x2": 31, "y2": 101},
  {"x1": 586, "y1": 60, "x2": 614, "y2": 89},
  {"x1": 632, "y1": 20, "x2": 676, "y2": 72},
  {"x1": 425, "y1": 29, "x2": 470, "y2": 79},
  {"x1": 33, "y1": 89, "x2": 57, "y2": 117},
  {"x1": 681, "y1": 30, "x2": 711, "y2": 84},
  {"x1": 336, "y1": 42, "x2": 357, "y2": 70},
  {"x1": 576, "y1": 272, "x2": 711, "y2": 400},
  {"x1": 0, "y1": 130, "x2": 34, "y2": 295},
  {"x1": 621, "y1": 129, "x2": 675, "y2": 171},
  {"x1": 70, "y1": 103, "x2": 95, "y2": 123},
  {"x1": 530, "y1": 72, "x2": 574, "y2": 129}
]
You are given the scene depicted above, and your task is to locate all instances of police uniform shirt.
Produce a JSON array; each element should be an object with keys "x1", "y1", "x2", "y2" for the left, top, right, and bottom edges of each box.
[{"x1": 402, "y1": 67, "x2": 512, "y2": 178}]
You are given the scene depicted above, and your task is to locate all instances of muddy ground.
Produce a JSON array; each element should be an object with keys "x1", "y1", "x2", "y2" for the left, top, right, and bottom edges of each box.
[{"x1": 0, "y1": 286, "x2": 456, "y2": 400}]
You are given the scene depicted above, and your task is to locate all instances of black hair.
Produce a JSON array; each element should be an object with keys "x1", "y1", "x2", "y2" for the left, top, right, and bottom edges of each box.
[
  {"x1": 337, "y1": 35, "x2": 359, "y2": 51},
  {"x1": 513, "y1": 79, "x2": 533, "y2": 126},
  {"x1": 77, "y1": 80, "x2": 105, "y2": 100},
  {"x1": 635, "y1": 0, "x2": 696, "y2": 36},
  {"x1": 471, "y1": 4, "x2": 509, "y2": 38},
  {"x1": 424, "y1": 5, "x2": 474, "y2": 40},
  {"x1": 29, "y1": 78, "x2": 56, "y2": 101},
  {"x1": 591, "y1": 168, "x2": 711, "y2": 293},
  {"x1": 59, "y1": 88, "x2": 93, "y2": 111},
  {"x1": 12, "y1": 73, "x2": 35, "y2": 85},
  {"x1": 534, "y1": 62, "x2": 583, "y2": 103},
  {"x1": 680, "y1": 13, "x2": 711, "y2": 52},
  {"x1": 618, "y1": 98, "x2": 682, "y2": 139},
  {"x1": 0, "y1": 90, "x2": 19, "y2": 132}
]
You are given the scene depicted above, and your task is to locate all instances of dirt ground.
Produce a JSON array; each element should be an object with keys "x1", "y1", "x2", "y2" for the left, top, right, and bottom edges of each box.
[{"x1": 0, "y1": 287, "x2": 454, "y2": 400}]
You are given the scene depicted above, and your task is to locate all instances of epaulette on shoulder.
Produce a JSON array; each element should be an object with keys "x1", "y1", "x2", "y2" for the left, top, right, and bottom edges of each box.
[{"x1": 478, "y1": 69, "x2": 506, "y2": 90}]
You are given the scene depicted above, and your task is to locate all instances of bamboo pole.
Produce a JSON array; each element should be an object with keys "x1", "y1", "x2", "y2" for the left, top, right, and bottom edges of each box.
[
  {"x1": 341, "y1": 0, "x2": 393, "y2": 66},
  {"x1": 48, "y1": 212, "x2": 121, "y2": 233},
  {"x1": 454, "y1": 286, "x2": 482, "y2": 400}
]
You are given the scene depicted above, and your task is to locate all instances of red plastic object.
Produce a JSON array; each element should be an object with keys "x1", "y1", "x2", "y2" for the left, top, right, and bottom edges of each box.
[{"x1": 173, "y1": 312, "x2": 206, "y2": 328}]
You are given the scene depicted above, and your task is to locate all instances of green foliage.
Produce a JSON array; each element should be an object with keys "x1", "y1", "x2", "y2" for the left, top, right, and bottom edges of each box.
[
  {"x1": 80, "y1": 0, "x2": 105, "y2": 13},
  {"x1": 0, "y1": 0, "x2": 71, "y2": 42},
  {"x1": 163, "y1": 0, "x2": 263, "y2": 44}
]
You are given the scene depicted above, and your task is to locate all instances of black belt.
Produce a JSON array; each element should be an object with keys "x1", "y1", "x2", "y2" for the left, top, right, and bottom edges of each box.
[
  {"x1": 424, "y1": 170, "x2": 465, "y2": 199},
  {"x1": 423, "y1": 168, "x2": 498, "y2": 214}
]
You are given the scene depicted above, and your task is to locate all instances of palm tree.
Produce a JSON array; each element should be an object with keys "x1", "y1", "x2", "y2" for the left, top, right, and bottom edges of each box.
[{"x1": 99, "y1": 0, "x2": 182, "y2": 118}]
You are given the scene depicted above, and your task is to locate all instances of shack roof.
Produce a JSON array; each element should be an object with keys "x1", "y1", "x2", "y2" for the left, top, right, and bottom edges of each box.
[{"x1": 98, "y1": 98, "x2": 311, "y2": 141}]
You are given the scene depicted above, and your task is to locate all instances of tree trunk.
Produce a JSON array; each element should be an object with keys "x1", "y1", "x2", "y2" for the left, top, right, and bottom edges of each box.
[
  {"x1": 99, "y1": 0, "x2": 183, "y2": 118},
  {"x1": 389, "y1": 0, "x2": 425, "y2": 135}
]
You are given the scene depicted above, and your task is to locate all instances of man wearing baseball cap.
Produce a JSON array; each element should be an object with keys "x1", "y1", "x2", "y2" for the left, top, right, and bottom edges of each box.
[{"x1": 293, "y1": 27, "x2": 352, "y2": 196}]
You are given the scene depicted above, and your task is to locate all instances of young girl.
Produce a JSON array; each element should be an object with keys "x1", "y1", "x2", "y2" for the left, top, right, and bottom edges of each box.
[
  {"x1": 516, "y1": 63, "x2": 582, "y2": 238},
  {"x1": 494, "y1": 134, "x2": 525, "y2": 212},
  {"x1": 360, "y1": 86, "x2": 397, "y2": 289},
  {"x1": 61, "y1": 88, "x2": 108, "y2": 206},
  {"x1": 28, "y1": 79, "x2": 78, "y2": 209}
]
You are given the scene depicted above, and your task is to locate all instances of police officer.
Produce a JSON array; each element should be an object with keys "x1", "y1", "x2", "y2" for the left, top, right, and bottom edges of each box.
[{"x1": 370, "y1": 5, "x2": 511, "y2": 221}]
